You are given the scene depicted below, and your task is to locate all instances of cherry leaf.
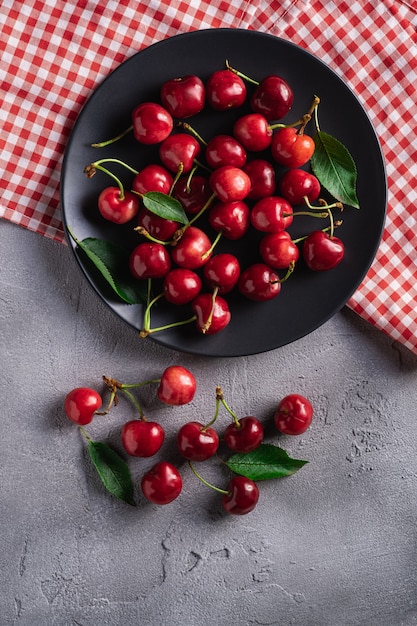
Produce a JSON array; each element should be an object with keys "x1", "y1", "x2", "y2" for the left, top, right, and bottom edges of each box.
[
  {"x1": 87, "y1": 440, "x2": 136, "y2": 506},
  {"x1": 311, "y1": 131, "x2": 360, "y2": 209},
  {"x1": 226, "y1": 444, "x2": 308, "y2": 480},
  {"x1": 143, "y1": 191, "x2": 189, "y2": 225}
]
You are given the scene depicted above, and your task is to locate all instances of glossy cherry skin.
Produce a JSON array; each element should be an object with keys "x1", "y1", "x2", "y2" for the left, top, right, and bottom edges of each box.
[
  {"x1": 303, "y1": 231, "x2": 345, "y2": 271},
  {"x1": 64, "y1": 387, "x2": 102, "y2": 425},
  {"x1": 271, "y1": 127, "x2": 315, "y2": 168},
  {"x1": 208, "y1": 200, "x2": 250, "y2": 240},
  {"x1": 132, "y1": 102, "x2": 173, "y2": 144},
  {"x1": 191, "y1": 293, "x2": 231, "y2": 335},
  {"x1": 259, "y1": 231, "x2": 300, "y2": 269},
  {"x1": 205, "y1": 135, "x2": 247, "y2": 169},
  {"x1": 171, "y1": 226, "x2": 213, "y2": 269},
  {"x1": 98, "y1": 187, "x2": 139, "y2": 224},
  {"x1": 163, "y1": 268, "x2": 202, "y2": 305},
  {"x1": 121, "y1": 419, "x2": 165, "y2": 457},
  {"x1": 136, "y1": 206, "x2": 179, "y2": 242},
  {"x1": 203, "y1": 253, "x2": 241, "y2": 294},
  {"x1": 177, "y1": 421, "x2": 219, "y2": 461},
  {"x1": 238, "y1": 263, "x2": 281, "y2": 302},
  {"x1": 222, "y1": 476, "x2": 260, "y2": 515},
  {"x1": 173, "y1": 175, "x2": 212, "y2": 215},
  {"x1": 274, "y1": 393, "x2": 313, "y2": 435},
  {"x1": 250, "y1": 196, "x2": 293, "y2": 233},
  {"x1": 224, "y1": 416, "x2": 264, "y2": 453},
  {"x1": 243, "y1": 159, "x2": 276, "y2": 200},
  {"x1": 159, "y1": 133, "x2": 201, "y2": 173},
  {"x1": 157, "y1": 365, "x2": 197, "y2": 406},
  {"x1": 141, "y1": 461, "x2": 183, "y2": 505},
  {"x1": 209, "y1": 165, "x2": 251, "y2": 203},
  {"x1": 233, "y1": 113, "x2": 272, "y2": 152},
  {"x1": 129, "y1": 242, "x2": 171, "y2": 279},
  {"x1": 250, "y1": 75, "x2": 293, "y2": 121},
  {"x1": 280, "y1": 169, "x2": 321, "y2": 205},
  {"x1": 132, "y1": 164, "x2": 173, "y2": 195},
  {"x1": 160, "y1": 75, "x2": 205, "y2": 119},
  {"x1": 206, "y1": 69, "x2": 247, "y2": 110}
]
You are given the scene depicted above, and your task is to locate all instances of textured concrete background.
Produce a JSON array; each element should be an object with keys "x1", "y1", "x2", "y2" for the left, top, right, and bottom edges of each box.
[{"x1": 2, "y1": 219, "x2": 417, "y2": 626}]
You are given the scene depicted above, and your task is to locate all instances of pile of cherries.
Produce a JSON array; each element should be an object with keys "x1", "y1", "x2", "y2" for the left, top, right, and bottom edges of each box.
[
  {"x1": 87, "y1": 64, "x2": 345, "y2": 337},
  {"x1": 64, "y1": 365, "x2": 313, "y2": 515}
]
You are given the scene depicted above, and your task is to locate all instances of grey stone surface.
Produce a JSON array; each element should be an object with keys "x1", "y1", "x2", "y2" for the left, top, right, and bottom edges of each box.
[{"x1": 2, "y1": 219, "x2": 417, "y2": 626}]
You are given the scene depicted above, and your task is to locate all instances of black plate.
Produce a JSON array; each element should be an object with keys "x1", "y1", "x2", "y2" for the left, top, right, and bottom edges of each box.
[{"x1": 60, "y1": 28, "x2": 387, "y2": 357}]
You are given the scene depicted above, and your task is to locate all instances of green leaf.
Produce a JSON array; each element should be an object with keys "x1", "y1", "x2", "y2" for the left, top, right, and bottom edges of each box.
[
  {"x1": 311, "y1": 131, "x2": 360, "y2": 209},
  {"x1": 67, "y1": 230, "x2": 147, "y2": 304},
  {"x1": 87, "y1": 440, "x2": 135, "y2": 505},
  {"x1": 143, "y1": 191, "x2": 189, "y2": 225},
  {"x1": 226, "y1": 444, "x2": 308, "y2": 481}
]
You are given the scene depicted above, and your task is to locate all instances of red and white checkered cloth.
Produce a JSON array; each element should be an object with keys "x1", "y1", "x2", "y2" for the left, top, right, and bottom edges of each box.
[{"x1": 1, "y1": 0, "x2": 417, "y2": 353}]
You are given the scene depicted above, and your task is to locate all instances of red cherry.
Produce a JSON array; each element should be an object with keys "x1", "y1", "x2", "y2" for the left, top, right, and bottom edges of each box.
[
  {"x1": 209, "y1": 165, "x2": 251, "y2": 203},
  {"x1": 157, "y1": 365, "x2": 197, "y2": 406},
  {"x1": 250, "y1": 75, "x2": 293, "y2": 121},
  {"x1": 259, "y1": 231, "x2": 300, "y2": 269},
  {"x1": 129, "y1": 242, "x2": 171, "y2": 279},
  {"x1": 159, "y1": 133, "x2": 201, "y2": 173},
  {"x1": 170, "y1": 226, "x2": 213, "y2": 269},
  {"x1": 191, "y1": 292, "x2": 231, "y2": 335},
  {"x1": 141, "y1": 461, "x2": 183, "y2": 505},
  {"x1": 303, "y1": 231, "x2": 345, "y2": 271},
  {"x1": 177, "y1": 421, "x2": 219, "y2": 461},
  {"x1": 160, "y1": 75, "x2": 205, "y2": 119},
  {"x1": 243, "y1": 159, "x2": 276, "y2": 200},
  {"x1": 172, "y1": 175, "x2": 212, "y2": 215},
  {"x1": 121, "y1": 419, "x2": 165, "y2": 457},
  {"x1": 136, "y1": 206, "x2": 179, "y2": 242},
  {"x1": 97, "y1": 187, "x2": 139, "y2": 224},
  {"x1": 203, "y1": 253, "x2": 241, "y2": 294},
  {"x1": 271, "y1": 127, "x2": 315, "y2": 168},
  {"x1": 64, "y1": 387, "x2": 102, "y2": 425},
  {"x1": 274, "y1": 393, "x2": 313, "y2": 435},
  {"x1": 250, "y1": 196, "x2": 293, "y2": 233},
  {"x1": 233, "y1": 113, "x2": 272, "y2": 152},
  {"x1": 222, "y1": 476, "x2": 260, "y2": 515},
  {"x1": 132, "y1": 164, "x2": 173, "y2": 195},
  {"x1": 131, "y1": 102, "x2": 173, "y2": 144},
  {"x1": 163, "y1": 268, "x2": 202, "y2": 305},
  {"x1": 224, "y1": 416, "x2": 264, "y2": 453},
  {"x1": 205, "y1": 135, "x2": 247, "y2": 169},
  {"x1": 238, "y1": 263, "x2": 281, "y2": 302},
  {"x1": 279, "y1": 169, "x2": 321, "y2": 205},
  {"x1": 206, "y1": 69, "x2": 247, "y2": 110},
  {"x1": 208, "y1": 200, "x2": 250, "y2": 240}
]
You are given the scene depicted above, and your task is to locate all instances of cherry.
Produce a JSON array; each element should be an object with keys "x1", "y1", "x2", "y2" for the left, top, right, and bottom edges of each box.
[
  {"x1": 271, "y1": 127, "x2": 315, "y2": 168},
  {"x1": 222, "y1": 476, "x2": 260, "y2": 515},
  {"x1": 259, "y1": 231, "x2": 300, "y2": 269},
  {"x1": 205, "y1": 135, "x2": 247, "y2": 169},
  {"x1": 208, "y1": 200, "x2": 250, "y2": 240},
  {"x1": 141, "y1": 461, "x2": 183, "y2": 505},
  {"x1": 136, "y1": 206, "x2": 179, "y2": 242},
  {"x1": 98, "y1": 187, "x2": 140, "y2": 224},
  {"x1": 224, "y1": 416, "x2": 264, "y2": 453},
  {"x1": 131, "y1": 102, "x2": 173, "y2": 144},
  {"x1": 279, "y1": 169, "x2": 321, "y2": 205},
  {"x1": 64, "y1": 387, "x2": 102, "y2": 425},
  {"x1": 132, "y1": 163, "x2": 173, "y2": 195},
  {"x1": 191, "y1": 292, "x2": 231, "y2": 334},
  {"x1": 121, "y1": 419, "x2": 165, "y2": 457},
  {"x1": 209, "y1": 165, "x2": 251, "y2": 203},
  {"x1": 203, "y1": 253, "x2": 240, "y2": 294},
  {"x1": 206, "y1": 69, "x2": 247, "y2": 110},
  {"x1": 233, "y1": 113, "x2": 273, "y2": 151},
  {"x1": 171, "y1": 225, "x2": 213, "y2": 269},
  {"x1": 163, "y1": 268, "x2": 202, "y2": 305},
  {"x1": 159, "y1": 133, "x2": 201, "y2": 173},
  {"x1": 238, "y1": 263, "x2": 281, "y2": 301},
  {"x1": 172, "y1": 174, "x2": 213, "y2": 215},
  {"x1": 243, "y1": 159, "x2": 276, "y2": 200},
  {"x1": 274, "y1": 393, "x2": 313, "y2": 435},
  {"x1": 157, "y1": 365, "x2": 197, "y2": 406},
  {"x1": 250, "y1": 196, "x2": 293, "y2": 233},
  {"x1": 160, "y1": 75, "x2": 205, "y2": 119},
  {"x1": 250, "y1": 75, "x2": 293, "y2": 120},
  {"x1": 303, "y1": 230, "x2": 345, "y2": 271},
  {"x1": 129, "y1": 242, "x2": 172, "y2": 279},
  {"x1": 177, "y1": 421, "x2": 219, "y2": 461}
]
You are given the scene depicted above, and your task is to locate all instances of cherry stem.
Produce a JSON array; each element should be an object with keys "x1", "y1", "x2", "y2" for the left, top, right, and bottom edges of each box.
[
  {"x1": 292, "y1": 220, "x2": 343, "y2": 245},
  {"x1": 225, "y1": 59, "x2": 259, "y2": 86},
  {"x1": 216, "y1": 386, "x2": 240, "y2": 428},
  {"x1": 272, "y1": 261, "x2": 296, "y2": 284},
  {"x1": 91, "y1": 158, "x2": 139, "y2": 176},
  {"x1": 201, "y1": 230, "x2": 222, "y2": 261},
  {"x1": 79, "y1": 426, "x2": 91, "y2": 441},
  {"x1": 188, "y1": 193, "x2": 217, "y2": 227},
  {"x1": 169, "y1": 162, "x2": 185, "y2": 194},
  {"x1": 139, "y1": 315, "x2": 196, "y2": 338},
  {"x1": 304, "y1": 197, "x2": 344, "y2": 212},
  {"x1": 284, "y1": 210, "x2": 329, "y2": 219},
  {"x1": 178, "y1": 121, "x2": 208, "y2": 146},
  {"x1": 188, "y1": 461, "x2": 229, "y2": 495},
  {"x1": 201, "y1": 287, "x2": 219, "y2": 334},
  {"x1": 84, "y1": 162, "x2": 125, "y2": 200},
  {"x1": 268, "y1": 95, "x2": 321, "y2": 134},
  {"x1": 102, "y1": 375, "x2": 145, "y2": 417},
  {"x1": 133, "y1": 226, "x2": 169, "y2": 246},
  {"x1": 91, "y1": 124, "x2": 134, "y2": 148}
]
